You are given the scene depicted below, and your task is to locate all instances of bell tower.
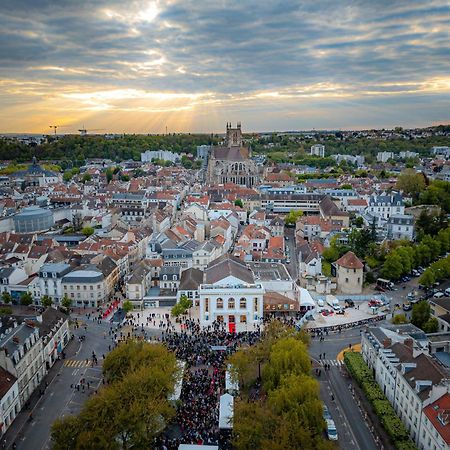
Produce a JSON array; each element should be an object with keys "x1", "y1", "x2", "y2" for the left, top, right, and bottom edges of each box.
[{"x1": 225, "y1": 122, "x2": 242, "y2": 148}]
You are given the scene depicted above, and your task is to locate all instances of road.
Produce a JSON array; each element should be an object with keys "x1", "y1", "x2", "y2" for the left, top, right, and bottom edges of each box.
[
  {"x1": 310, "y1": 328, "x2": 380, "y2": 450},
  {"x1": 6, "y1": 314, "x2": 112, "y2": 450},
  {"x1": 284, "y1": 226, "x2": 298, "y2": 280}
]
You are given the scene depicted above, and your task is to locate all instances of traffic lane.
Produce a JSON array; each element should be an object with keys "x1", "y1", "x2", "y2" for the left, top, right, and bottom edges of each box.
[
  {"x1": 309, "y1": 327, "x2": 367, "y2": 359},
  {"x1": 284, "y1": 227, "x2": 298, "y2": 279},
  {"x1": 327, "y1": 367, "x2": 379, "y2": 450}
]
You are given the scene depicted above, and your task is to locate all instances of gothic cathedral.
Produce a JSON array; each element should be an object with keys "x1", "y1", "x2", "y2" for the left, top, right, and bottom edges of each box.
[{"x1": 206, "y1": 123, "x2": 260, "y2": 187}]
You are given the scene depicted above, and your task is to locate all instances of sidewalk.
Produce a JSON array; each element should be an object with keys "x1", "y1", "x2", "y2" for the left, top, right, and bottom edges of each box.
[{"x1": 2, "y1": 335, "x2": 80, "y2": 450}]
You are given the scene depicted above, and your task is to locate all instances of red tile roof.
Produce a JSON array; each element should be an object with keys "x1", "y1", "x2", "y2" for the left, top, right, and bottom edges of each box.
[
  {"x1": 423, "y1": 394, "x2": 450, "y2": 444},
  {"x1": 336, "y1": 251, "x2": 363, "y2": 269}
]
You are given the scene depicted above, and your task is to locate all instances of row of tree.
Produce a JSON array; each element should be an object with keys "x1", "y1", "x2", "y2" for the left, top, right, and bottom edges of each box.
[
  {"x1": 0, "y1": 134, "x2": 218, "y2": 162},
  {"x1": 51, "y1": 340, "x2": 178, "y2": 449},
  {"x1": 228, "y1": 322, "x2": 334, "y2": 450},
  {"x1": 381, "y1": 227, "x2": 450, "y2": 281}
]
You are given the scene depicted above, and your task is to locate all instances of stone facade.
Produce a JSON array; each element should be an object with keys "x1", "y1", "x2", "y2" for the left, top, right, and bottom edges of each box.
[{"x1": 206, "y1": 123, "x2": 260, "y2": 187}]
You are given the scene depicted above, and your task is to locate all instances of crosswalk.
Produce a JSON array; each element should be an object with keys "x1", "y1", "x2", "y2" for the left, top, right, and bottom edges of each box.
[
  {"x1": 319, "y1": 359, "x2": 344, "y2": 367},
  {"x1": 64, "y1": 359, "x2": 90, "y2": 368}
]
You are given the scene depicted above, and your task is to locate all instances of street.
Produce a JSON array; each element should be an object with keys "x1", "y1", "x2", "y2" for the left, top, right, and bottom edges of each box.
[
  {"x1": 4, "y1": 314, "x2": 112, "y2": 450},
  {"x1": 310, "y1": 327, "x2": 380, "y2": 450}
]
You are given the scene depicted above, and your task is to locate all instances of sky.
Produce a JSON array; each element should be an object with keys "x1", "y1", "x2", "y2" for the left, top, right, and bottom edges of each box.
[{"x1": 0, "y1": 0, "x2": 449, "y2": 134}]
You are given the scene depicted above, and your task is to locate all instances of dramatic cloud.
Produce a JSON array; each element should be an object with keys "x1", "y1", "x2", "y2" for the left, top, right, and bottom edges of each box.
[{"x1": 0, "y1": 0, "x2": 449, "y2": 132}]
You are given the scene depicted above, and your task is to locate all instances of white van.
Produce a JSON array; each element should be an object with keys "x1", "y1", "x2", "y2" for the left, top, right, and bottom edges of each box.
[{"x1": 445, "y1": 288, "x2": 450, "y2": 297}]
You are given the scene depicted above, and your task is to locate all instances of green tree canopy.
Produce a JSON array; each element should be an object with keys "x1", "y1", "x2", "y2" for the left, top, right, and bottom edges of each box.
[
  {"x1": 396, "y1": 169, "x2": 426, "y2": 199},
  {"x1": 41, "y1": 295, "x2": 53, "y2": 308},
  {"x1": 20, "y1": 292, "x2": 33, "y2": 306},
  {"x1": 285, "y1": 209, "x2": 303, "y2": 226},
  {"x1": 122, "y1": 300, "x2": 133, "y2": 314},
  {"x1": 81, "y1": 226, "x2": 94, "y2": 237},
  {"x1": 412, "y1": 301, "x2": 431, "y2": 330},
  {"x1": 1, "y1": 291, "x2": 12, "y2": 304}
]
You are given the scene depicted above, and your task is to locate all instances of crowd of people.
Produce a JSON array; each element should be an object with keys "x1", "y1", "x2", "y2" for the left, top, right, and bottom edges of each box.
[{"x1": 154, "y1": 326, "x2": 261, "y2": 449}]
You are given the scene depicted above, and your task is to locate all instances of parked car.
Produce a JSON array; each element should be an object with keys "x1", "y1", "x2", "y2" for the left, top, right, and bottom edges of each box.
[
  {"x1": 445, "y1": 288, "x2": 450, "y2": 297},
  {"x1": 407, "y1": 292, "x2": 416, "y2": 300},
  {"x1": 317, "y1": 299, "x2": 325, "y2": 307},
  {"x1": 403, "y1": 302, "x2": 412, "y2": 311},
  {"x1": 323, "y1": 405, "x2": 332, "y2": 420},
  {"x1": 344, "y1": 299, "x2": 355, "y2": 308},
  {"x1": 326, "y1": 419, "x2": 338, "y2": 441},
  {"x1": 412, "y1": 269, "x2": 420, "y2": 277},
  {"x1": 336, "y1": 309, "x2": 345, "y2": 315},
  {"x1": 434, "y1": 291, "x2": 445, "y2": 299}
]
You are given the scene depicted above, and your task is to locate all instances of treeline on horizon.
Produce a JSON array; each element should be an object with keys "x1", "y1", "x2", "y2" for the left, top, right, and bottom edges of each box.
[{"x1": 0, "y1": 125, "x2": 449, "y2": 164}]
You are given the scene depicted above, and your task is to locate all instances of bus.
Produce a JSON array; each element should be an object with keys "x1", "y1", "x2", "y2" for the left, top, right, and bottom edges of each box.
[{"x1": 376, "y1": 278, "x2": 394, "y2": 291}]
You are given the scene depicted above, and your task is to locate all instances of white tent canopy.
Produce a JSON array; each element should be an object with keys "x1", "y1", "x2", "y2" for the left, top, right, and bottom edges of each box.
[
  {"x1": 225, "y1": 365, "x2": 239, "y2": 395},
  {"x1": 169, "y1": 360, "x2": 186, "y2": 402},
  {"x1": 299, "y1": 287, "x2": 316, "y2": 308},
  {"x1": 178, "y1": 445, "x2": 219, "y2": 450},
  {"x1": 219, "y1": 393, "x2": 234, "y2": 429}
]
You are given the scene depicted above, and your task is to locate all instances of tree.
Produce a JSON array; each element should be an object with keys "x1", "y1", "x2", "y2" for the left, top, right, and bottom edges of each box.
[
  {"x1": 61, "y1": 295, "x2": 72, "y2": 310},
  {"x1": 171, "y1": 295, "x2": 192, "y2": 317},
  {"x1": 354, "y1": 216, "x2": 364, "y2": 227},
  {"x1": 81, "y1": 173, "x2": 91, "y2": 183},
  {"x1": 105, "y1": 167, "x2": 114, "y2": 183},
  {"x1": 381, "y1": 253, "x2": 403, "y2": 280},
  {"x1": 419, "y1": 269, "x2": 436, "y2": 288},
  {"x1": 122, "y1": 300, "x2": 133, "y2": 314},
  {"x1": 392, "y1": 314, "x2": 409, "y2": 325},
  {"x1": 285, "y1": 209, "x2": 303, "y2": 226},
  {"x1": 20, "y1": 292, "x2": 33, "y2": 306},
  {"x1": 2, "y1": 291, "x2": 12, "y2": 304},
  {"x1": 41, "y1": 295, "x2": 53, "y2": 308},
  {"x1": 412, "y1": 301, "x2": 431, "y2": 330},
  {"x1": 423, "y1": 317, "x2": 439, "y2": 333},
  {"x1": 396, "y1": 169, "x2": 426, "y2": 200},
  {"x1": 234, "y1": 199, "x2": 244, "y2": 208},
  {"x1": 81, "y1": 226, "x2": 94, "y2": 237},
  {"x1": 63, "y1": 171, "x2": 73, "y2": 182},
  {"x1": 52, "y1": 341, "x2": 178, "y2": 449}
]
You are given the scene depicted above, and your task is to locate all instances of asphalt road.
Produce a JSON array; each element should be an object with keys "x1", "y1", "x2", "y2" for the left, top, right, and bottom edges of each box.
[
  {"x1": 9, "y1": 314, "x2": 113, "y2": 450},
  {"x1": 284, "y1": 226, "x2": 299, "y2": 280},
  {"x1": 310, "y1": 328, "x2": 380, "y2": 450}
]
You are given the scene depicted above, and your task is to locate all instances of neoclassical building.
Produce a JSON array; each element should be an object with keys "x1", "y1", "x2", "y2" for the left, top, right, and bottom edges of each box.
[{"x1": 206, "y1": 123, "x2": 260, "y2": 187}]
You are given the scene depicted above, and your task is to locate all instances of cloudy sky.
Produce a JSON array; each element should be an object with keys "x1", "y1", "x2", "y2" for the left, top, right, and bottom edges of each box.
[{"x1": 0, "y1": 0, "x2": 449, "y2": 133}]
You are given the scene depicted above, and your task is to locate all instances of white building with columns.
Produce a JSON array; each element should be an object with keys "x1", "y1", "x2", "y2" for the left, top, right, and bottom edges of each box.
[{"x1": 199, "y1": 255, "x2": 264, "y2": 330}]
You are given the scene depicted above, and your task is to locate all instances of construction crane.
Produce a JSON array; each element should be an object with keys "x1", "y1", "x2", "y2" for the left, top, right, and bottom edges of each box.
[
  {"x1": 78, "y1": 126, "x2": 105, "y2": 136},
  {"x1": 49, "y1": 125, "x2": 70, "y2": 135}
]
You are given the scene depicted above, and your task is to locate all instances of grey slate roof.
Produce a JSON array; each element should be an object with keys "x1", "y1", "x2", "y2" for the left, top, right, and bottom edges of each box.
[{"x1": 205, "y1": 254, "x2": 254, "y2": 285}]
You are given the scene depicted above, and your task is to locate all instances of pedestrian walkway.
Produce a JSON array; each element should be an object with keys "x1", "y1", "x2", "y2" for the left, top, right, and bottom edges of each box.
[
  {"x1": 64, "y1": 359, "x2": 91, "y2": 368},
  {"x1": 323, "y1": 359, "x2": 344, "y2": 366}
]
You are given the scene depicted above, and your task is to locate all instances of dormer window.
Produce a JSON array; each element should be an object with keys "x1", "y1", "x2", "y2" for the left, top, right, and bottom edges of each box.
[
  {"x1": 2, "y1": 278, "x2": 6, "y2": 284},
  {"x1": 43, "y1": 272, "x2": 47, "y2": 278},
  {"x1": 52, "y1": 273, "x2": 57, "y2": 279}
]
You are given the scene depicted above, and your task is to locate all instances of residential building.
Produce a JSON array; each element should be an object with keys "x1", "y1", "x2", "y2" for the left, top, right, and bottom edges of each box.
[
  {"x1": 0, "y1": 320, "x2": 45, "y2": 406},
  {"x1": 159, "y1": 266, "x2": 181, "y2": 291},
  {"x1": 177, "y1": 267, "x2": 204, "y2": 304},
  {"x1": 0, "y1": 367, "x2": 19, "y2": 437},
  {"x1": 377, "y1": 151, "x2": 395, "y2": 163},
  {"x1": 37, "y1": 308, "x2": 70, "y2": 370},
  {"x1": 362, "y1": 325, "x2": 450, "y2": 449},
  {"x1": 366, "y1": 193, "x2": 404, "y2": 225},
  {"x1": 310, "y1": 144, "x2": 325, "y2": 157},
  {"x1": 387, "y1": 214, "x2": 415, "y2": 241},
  {"x1": 61, "y1": 268, "x2": 107, "y2": 308},
  {"x1": 37, "y1": 263, "x2": 72, "y2": 305},
  {"x1": 141, "y1": 150, "x2": 181, "y2": 163}
]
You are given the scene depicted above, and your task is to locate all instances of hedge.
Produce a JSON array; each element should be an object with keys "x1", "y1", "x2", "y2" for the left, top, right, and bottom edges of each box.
[{"x1": 344, "y1": 352, "x2": 418, "y2": 450}]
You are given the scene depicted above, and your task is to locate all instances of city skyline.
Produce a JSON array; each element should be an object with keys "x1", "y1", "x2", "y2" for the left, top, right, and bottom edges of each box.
[{"x1": 0, "y1": 0, "x2": 449, "y2": 133}]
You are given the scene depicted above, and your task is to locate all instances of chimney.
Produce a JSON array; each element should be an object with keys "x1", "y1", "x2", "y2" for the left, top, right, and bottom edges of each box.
[
  {"x1": 404, "y1": 338, "x2": 413, "y2": 348},
  {"x1": 383, "y1": 338, "x2": 392, "y2": 348}
]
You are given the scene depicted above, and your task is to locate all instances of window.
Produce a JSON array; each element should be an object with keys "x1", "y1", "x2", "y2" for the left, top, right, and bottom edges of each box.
[
  {"x1": 228, "y1": 298, "x2": 235, "y2": 309},
  {"x1": 240, "y1": 315, "x2": 247, "y2": 323},
  {"x1": 205, "y1": 298, "x2": 209, "y2": 313},
  {"x1": 345, "y1": 278, "x2": 349, "y2": 283},
  {"x1": 217, "y1": 298, "x2": 223, "y2": 309},
  {"x1": 240, "y1": 298, "x2": 246, "y2": 309},
  {"x1": 254, "y1": 298, "x2": 258, "y2": 312}
]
